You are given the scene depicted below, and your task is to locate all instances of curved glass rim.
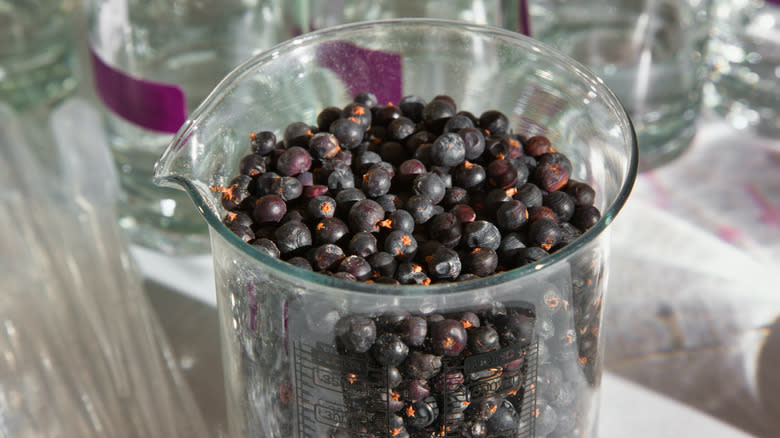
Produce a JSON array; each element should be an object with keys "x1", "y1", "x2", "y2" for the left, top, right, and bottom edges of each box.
[{"x1": 159, "y1": 18, "x2": 639, "y2": 297}]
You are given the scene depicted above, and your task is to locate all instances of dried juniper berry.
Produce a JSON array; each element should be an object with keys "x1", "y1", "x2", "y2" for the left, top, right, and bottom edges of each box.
[
  {"x1": 478, "y1": 110, "x2": 509, "y2": 136},
  {"x1": 430, "y1": 318, "x2": 468, "y2": 356},
  {"x1": 337, "y1": 255, "x2": 372, "y2": 282},
  {"x1": 513, "y1": 182, "x2": 543, "y2": 208},
  {"x1": 348, "y1": 232, "x2": 378, "y2": 258},
  {"x1": 498, "y1": 232, "x2": 526, "y2": 263},
  {"x1": 252, "y1": 194, "x2": 287, "y2": 224},
  {"x1": 398, "y1": 95, "x2": 426, "y2": 122},
  {"x1": 214, "y1": 182, "x2": 251, "y2": 211},
  {"x1": 528, "y1": 217, "x2": 562, "y2": 250},
  {"x1": 223, "y1": 211, "x2": 252, "y2": 228},
  {"x1": 467, "y1": 326, "x2": 500, "y2": 354},
  {"x1": 385, "y1": 230, "x2": 418, "y2": 261},
  {"x1": 273, "y1": 220, "x2": 312, "y2": 255},
  {"x1": 563, "y1": 179, "x2": 596, "y2": 206},
  {"x1": 353, "y1": 150, "x2": 382, "y2": 173},
  {"x1": 462, "y1": 247, "x2": 499, "y2": 277},
  {"x1": 427, "y1": 247, "x2": 462, "y2": 281},
  {"x1": 308, "y1": 132, "x2": 341, "y2": 160},
  {"x1": 395, "y1": 262, "x2": 430, "y2": 285},
  {"x1": 451, "y1": 204, "x2": 477, "y2": 224},
  {"x1": 371, "y1": 333, "x2": 409, "y2": 367},
  {"x1": 405, "y1": 396, "x2": 439, "y2": 429},
  {"x1": 333, "y1": 187, "x2": 366, "y2": 215},
  {"x1": 515, "y1": 246, "x2": 550, "y2": 266},
  {"x1": 252, "y1": 171, "x2": 279, "y2": 195},
  {"x1": 251, "y1": 237, "x2": 280, "y2": 259},
  {"x1": 276, "y1": 146, "x2": 312, "y2": 176},
  {"x1": 380, "y1": 209, "x2": 415, "y2": 233},
  {"x1": 316, "y1": 106, "x2": 342, "y2": 132},
  {"x1": 486, "y1": 135, "x2": 523, "y2": 160},
  {"x1": 453, "y1": 161, "x2": 486, "y2": 190},
  {"x1": 228, "y1": 223, "x2": 254, "y2": 242},
  {"x1": 342, "y1": 102, "x2": 371, "y2": 129},
  {"x1": 287, "y1": 256, "x2": 312, "y2": 271},
  {"x1": 312, "y1": 217, "x2": 349, "y2": 245},
  {"x1": 238, "y1": 153, "x2": 267, "y2": 177},
  {"x1": 376, "y1": 193, "x2": 401, "y2": 213},
  {"x1": 283, "y1": 121, "x2": 313, "y2": 147},
  {"x1": 397, "y1": 315, "x2": 427, "y2": 348},
  {"x1": 444, "y1": 114, "x2": 475, "y2": 133},
  {"x1": 404, "y1": 351, "x2": 442, "y2": 379},
  {"x1": 249, "y1": 131, "x2": 276, "y2": 156},
  {"x1": 431, "y1": 132, "x2": 466, "y2": 167},
  {"x1": 524, "y1": 135, "x2": 553, "y2": 157},
  {"x1": 329, "y1": 118, "x2": 364, "y2": 149},
  {"x1": 486, "y1": 158, "x2": 519, "y2": 189},
  {"x1": 335, "y1": 315, "x2": 376, "y2": 354},
  {"x1": 412, "y1": 172, "x2": 446, "y2": 204},
  {"x1": 327, "y1": 167, "x2": 355, "y2": 191},
  {"x1": 348, "y1": 199, "x2": 385, "y2": 233},
  {"x1": 361, "y1": 166, "x2": 393, "y2": 197},
  {"x1": 269, "y1": 176, "x2": 303, "y2": 201},
  {"x1": 422, "y1": 98, "x2": 456, "y2": 124},
  {"x1": 534, "y1": 158, "x2": 570, "y2": 192},
  {"x1": 527, "y1": 205, "x2": 558, "y2": 222},
  {"x1": 405, "y1": 194, "x2": 436, "y2": 224},
  {"x1": 543, "y1": 191, "x2": 576, "y2": 222},
  {"x1": 496, "y1": 200, "x2": 528, "y2": 232},
  {"x1": 462, "y1": 220, "x2": 502, "y2": 250},
  {"x1": 330, "y1": 271, "x2": 356, "y2": 281},
  {"x1": 485, "y1": 399, "x2": 519, "y2": 434},
  {"x1": 306, "y1": 195, "x2": 337, "y2": 220},
  {"x1": 443, "y1": 186, "x2": 469, "y2": 207},
  {"x1": 310, "y1": 243, "x2": 345, "y2": 271},
  {"x1": 428, "y1": 212, "x2": 462, "y2": 248},
  {"x1": 388, "y1": 116, "x2": 416, "y2": 142},
  {"x1": 373, "y1": 104, "x2": 403, "y2": 127},
  {"x1": 367, "y1": 251, "x2": 398, "y2": 278},
  {"x1": 571, "y1": 205, "x2": 601, "y2": 230},
  {"x1": 457, "y1": 127, "x2": 486, "y2": 161}
]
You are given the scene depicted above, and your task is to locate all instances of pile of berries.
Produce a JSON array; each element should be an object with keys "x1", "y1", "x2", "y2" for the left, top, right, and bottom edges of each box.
[
  {"x1": 333, "y1": 303, "x2": 536, "y2": 438},
  {"x1": 214, "y1": 92, "x2": 601, "y2": 285}
]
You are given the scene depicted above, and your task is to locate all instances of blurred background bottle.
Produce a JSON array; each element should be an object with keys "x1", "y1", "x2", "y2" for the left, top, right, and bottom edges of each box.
[
  {"x1": 526, "y1": 0, "x2": 713, "y2": 171},
  {"x1": 282, "y1": 0, "x2": 520, "y2": 34},
  {"x1": 0, "y1": 0, "x2": 78, "y2": 110},
  {"x1": 706, "y1": 0, "x2": 780, "y2": 139},
  {"x1": 86, "y1": 0, "x2": 282, "y2": 254}
]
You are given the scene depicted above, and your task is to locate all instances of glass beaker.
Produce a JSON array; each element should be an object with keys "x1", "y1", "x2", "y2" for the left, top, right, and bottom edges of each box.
[
  {"x1": 154, "y1": 19, "x2": 637, "y2": 438},
  {"x1": 527, "y1": 0, "x2": 713, "y2": 171}
]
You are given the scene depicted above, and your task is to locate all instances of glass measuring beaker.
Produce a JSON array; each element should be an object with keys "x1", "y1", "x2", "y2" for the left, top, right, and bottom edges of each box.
[{"x1": 154, "y1": 19, "x2": 637, "y2": 438}]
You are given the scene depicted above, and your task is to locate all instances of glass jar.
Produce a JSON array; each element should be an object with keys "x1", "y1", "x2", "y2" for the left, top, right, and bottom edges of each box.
[
  {"x1": 85, "y1": 0, "x2": 283, "y2": 254},
  {"x1": 155, "y1": 19, "x2": 637, "y2": 438}
]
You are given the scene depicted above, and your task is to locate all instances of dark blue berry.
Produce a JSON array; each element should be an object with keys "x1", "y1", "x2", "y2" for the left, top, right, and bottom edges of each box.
[
  {"x1": 371, "y1": 333, "x2": 409, "y2": 366},
  {"x1": 485, "y1": 399, "x2": 518, "y2": 434},
  {"x1": 428, "y1": 212, "x2": 462, "y2": 247},
  {"x1": 249, "y1": 131, "x2": 276, "y2": 156},
  {"x1": 543, "y1": 191, "x2": 575, "y2": 221},
  {"x1": 310, "y1": 243, "x2": 345, "y2": 271},
  {"x1": 283, "y1": 121, "x2": 313, "y2": 147},
  {"x1": 381, "y1": 209, "x2": 415, "y2": 233},
  {"x1": 412, "y1": 172, "x2": 446, "y2": 204},
  {"x1": 307, "y1": 195, "x2": 337, "y2": 220},
  {"x1": 528, "y1": 217, "x2": 562, "y2": 250},
  {"x1": 276, "y1": 146, "x2": 312, "y2": 176},
  {"x1": 467, "y1": 326, "x2": 500, "y2": 353},
  {"x1": 388, "y1": 117, "x2": 416, "y2": 142},
  {"x1": 572, "y1": 205, "x2": 601, "y2": 230},
  {"x1": 427, "y1": 247, "x2": 461, "y2": 281},
  {"x1": 348, "y1": 199, "x2": 385, "y2": 233},
  {"x1": 405, "y1": 194, "x2": 436, "y2": 224},
  {"x1": 486, "y1": 159, "x2": 519, "y2": 189},
  {"x1": 524, "y1": 135, "x2": 553, "y2": 157},
  {"x1": 431, "y1": 132, "x2": 466, "y2": 167},
  {"x1": 239, "y1": 153, "x2": 267, "y2": 176},
  {"x1": 336, "y1": 315, "x2": 376, "y2": 354},
  {"x1": 313, "y1": 217, "x2": 349, "y2": 245},
  {"x1": 403, "y1": 351, "x2": 442, "y2": 379},
  {"x1": 564, "y1": 179, "x2": 596, "y2": 206},
  {"x1": 273, "y1": 220, "x2": 312, "y2": 255},
  {"x1": 337, "y1": 255, "x2": 372, "y2": 281},
  {"x1": 308, "y1": 132, "x2": 341, "y2": 159},
  {"x1": 515, "y1": 246, "x2": 550, "y2": 266},
  {"x1": 251, "y1": 237, "x2": 280, "y2": 259},
  {"x1": 329, "y1": 118, "x2": 364, "y2": 149},
  {"x1": 361, "y1": 167, "x2": 393, "y2": 197},
  {"x1": 459, "y1": 127, "x2": 486, "y2": 161},
  {"x1": 443, "y1": 186, "x2": 469, "y2": 206},
  {"x1": 453, "y1": 161, "x2": 486, "y2": 190},
  {"x1": 385, "y1": 230, "x2": 418, "y2": 261},
  {"x1": 367, "y1": 251, "x2": 397, "y2": 278},
  {"x1": 430, "y1": 319, "x2": 467, "y2": 356},
  {"x1": 327, "y1": 167, "x2": 355, "y2": 191},
  {"x1": 462, "y1": 247, "x2": 499, "y2": 276},
  {"x1": 399, "y1": 95, "x2": 426, "y2": 122},
  {"x1": 496, "y1": 200, "x2": 528, "y2": 232},
  {"x1": 478, "y1": 110, "x2": 509, "y2": 136},
  {"x1": 270, "y1": 176, "x2": 303, "y2": 201},
  {"x1": 444, "y1": 114, "x2": 475, "y2": 133},
  {"x1": 334, "y1": 187, "x2": 366, "y2": 215},
  {"x1": 287, "y1": 256, "x2": 312, "y2": 270},
  {"x1": 342, "y1": 102, "x2": 372, "y2": 129},
  {"x1": 253, "y1": 194, "x2": 287, "y2": 224},
  {"x1": 348, "y1": 232, "x2": 378, "y2": 258},
  {"x1": 462, "y1": 220, "x2": 501, "y2": 250},
  {"x1": 376, "y1": 193, "x2": 401, "y2": 213},
  {"x1": 405, "y1": 396, "x2": 439, "y2": 429},
  {"x1": 374, "y1": 104, "x2": 403, "y2": 126},
  {"x1": 316, "y1": 106, "x2": 342, "y2": 132},
  {"x1": 496, "y1": 310, "x2": 535, "y2": 347},
  {"x1": 395, "y1": 262, "x2": 430, "y2": 285},
  {"x1": 450, "y1": 204, "x2": 477, "y2": 224}
]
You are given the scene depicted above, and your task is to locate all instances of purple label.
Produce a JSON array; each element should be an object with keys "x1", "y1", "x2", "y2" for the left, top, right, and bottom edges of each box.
[
  {"x1": 518, "y1": 0, "x2": 532, "y2": 36},
  {"x1": 90, "y1": 47, "x2": 188, "y2": 134},
  {"x1": 316, "y1": 41, "x2": 402, "y2": 105}
]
